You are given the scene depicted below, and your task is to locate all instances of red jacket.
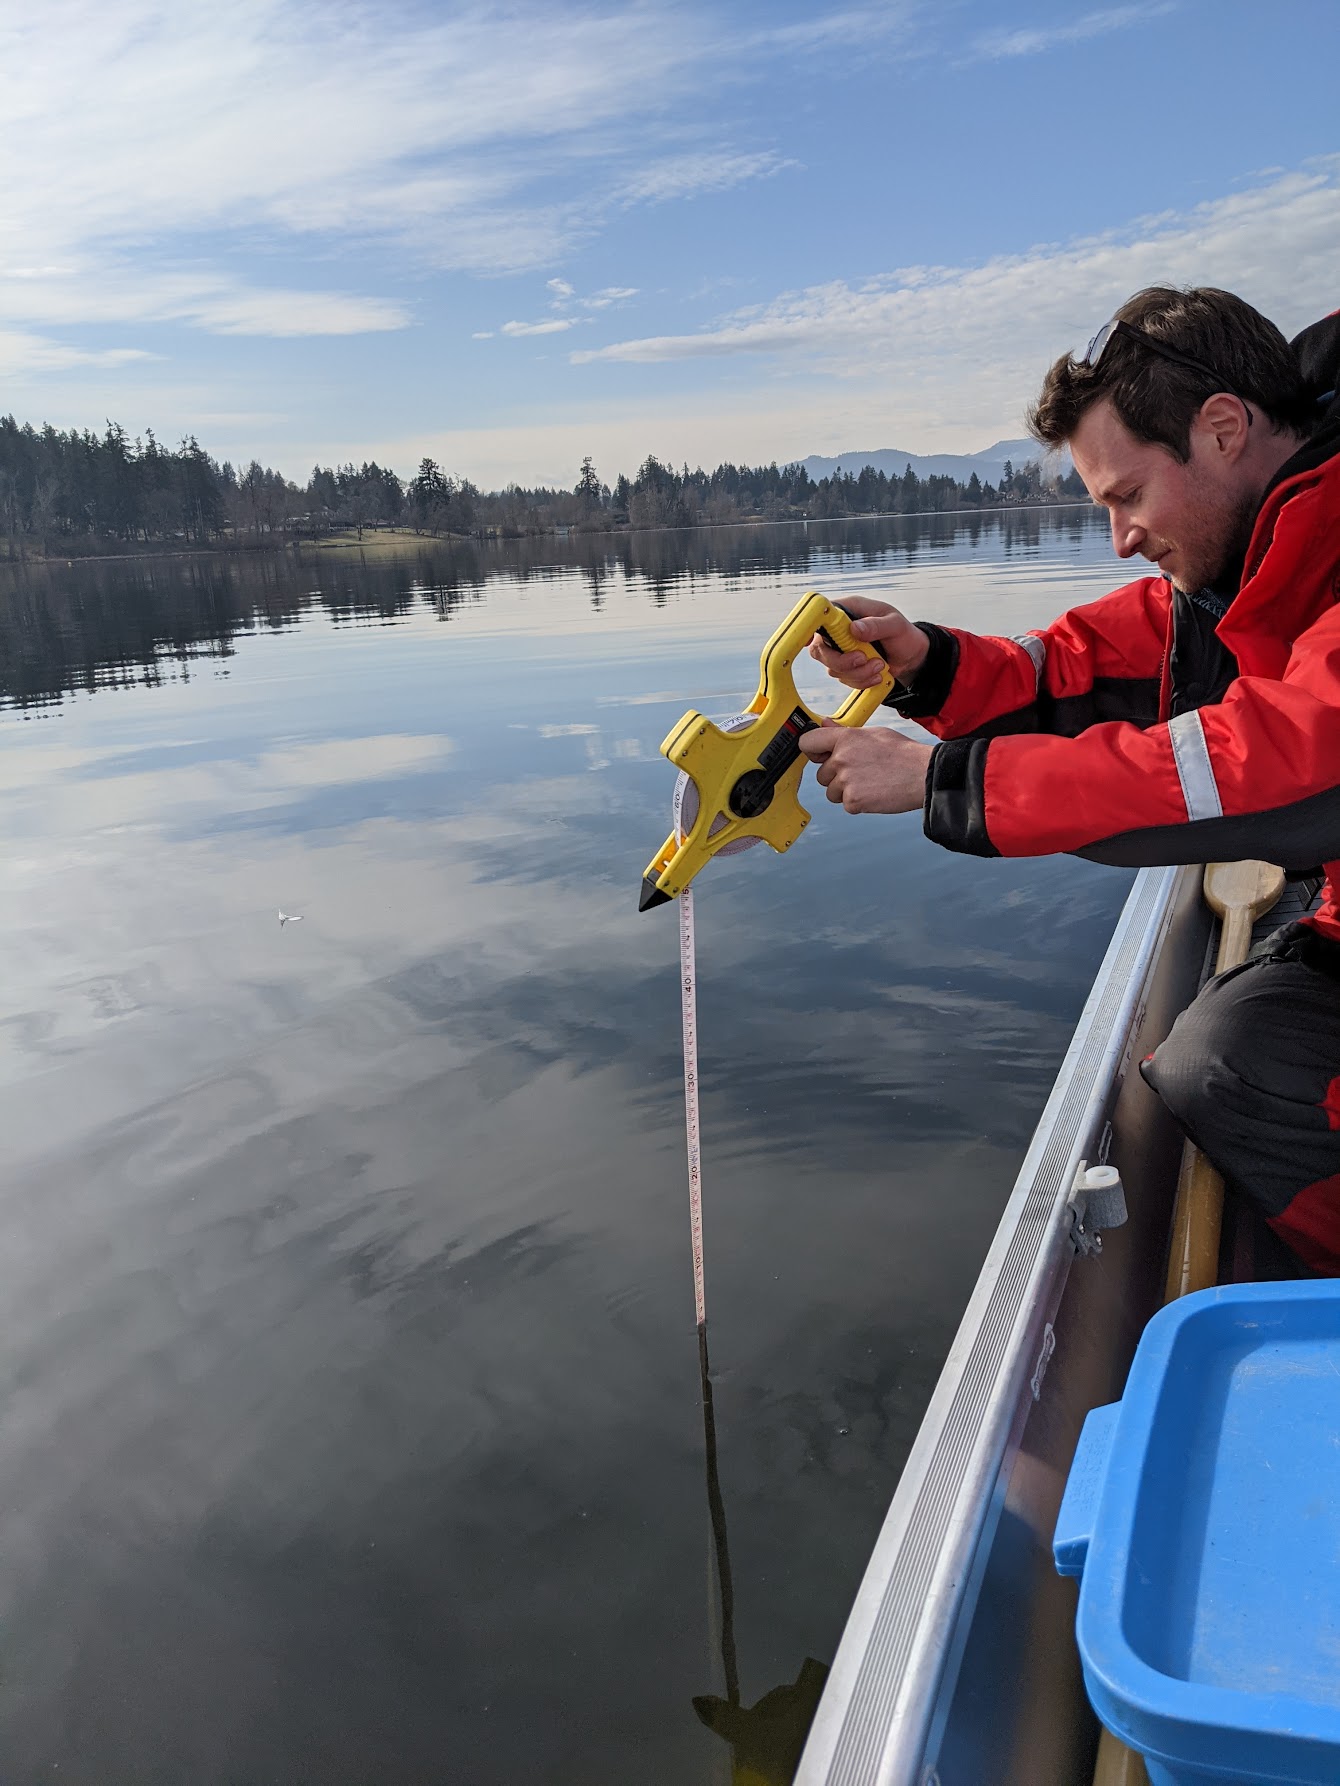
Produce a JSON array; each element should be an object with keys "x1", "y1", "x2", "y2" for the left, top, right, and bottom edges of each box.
[{"x1": 904, "y1": 396, "x2": 1340, "y2": 941}]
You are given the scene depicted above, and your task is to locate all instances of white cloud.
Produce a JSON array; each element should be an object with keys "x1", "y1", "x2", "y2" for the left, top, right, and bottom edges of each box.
[
  {"x1": 0, "y1": 263, "x2": 409, "y2": 338},
  {"x1": 485, "y1": 279, "x2": 639, "y2": 342},
  {"x1": 616, "y1": 150, "x2": 793, "y2": 207},
  {"x1": 0, "y1": 0, "x2": 838, "y2": 357},
  {"x1": 970, "y1": 4, "x2": 1174, "y2": 60},
  {"x1": 500, "y1": 318, "x2": 579, "y2": 337},
  {"x1": 744, "y1": 6, "x2": 920, "y2": 54},
  {"x1": 0, "y1": 330, "x2": 154, "y2": 376},
  {"x1": 182, "y1": 287, "x2": 409, "y2": 339},
  {"x1": 570, "y1": 162, "x2": 1340, "y2": 437},
  {"x1": 2, "y1": 3, "x2": 708, "y2": 251},
  {"x1": 581, "y1": 287, "x2": 639, "y2": 309}
]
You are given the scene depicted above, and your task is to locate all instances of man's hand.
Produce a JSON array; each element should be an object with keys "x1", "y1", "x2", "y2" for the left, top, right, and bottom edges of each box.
[
  {"x1": 809, "y1": 596, "x2": 929, "y2": 690},
  {"x1": 798, "y1": 719, "x2": 933, "y2": 814}
]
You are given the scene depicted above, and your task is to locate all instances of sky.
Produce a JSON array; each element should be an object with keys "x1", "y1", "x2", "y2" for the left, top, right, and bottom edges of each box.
[{"x1": 3, "y1": 0, "x2": 1339, "y2": 489}]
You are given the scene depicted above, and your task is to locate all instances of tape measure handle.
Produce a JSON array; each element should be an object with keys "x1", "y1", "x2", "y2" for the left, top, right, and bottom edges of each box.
[
  {"x1": 823, "y1": 600, "x2": 891, "y2": 665},
  {"x1": 822, "y1": 601, "x2": 895, "y2": 724}
]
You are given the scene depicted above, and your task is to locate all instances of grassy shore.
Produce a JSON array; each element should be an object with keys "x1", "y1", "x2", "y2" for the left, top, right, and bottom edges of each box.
[{"x1": 301, "y1": 527, "x2": 438, "y2": 553}]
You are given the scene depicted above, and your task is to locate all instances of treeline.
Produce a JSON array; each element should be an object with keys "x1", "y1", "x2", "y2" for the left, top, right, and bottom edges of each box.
[
  {"x1": 0, "y1": 415, "x2": 1087, "y2": 558},
  {"x1": 598, "y1": 453, "x2": 1087, "y2": 529},
  {"x1": 0, "y1": 417, "x2": 425, "y2": 555}
]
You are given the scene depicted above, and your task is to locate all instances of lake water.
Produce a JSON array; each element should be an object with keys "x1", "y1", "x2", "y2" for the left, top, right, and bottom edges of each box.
[{"x1": 0, "y1": 510, "x2": 1131, "y2": 1784}]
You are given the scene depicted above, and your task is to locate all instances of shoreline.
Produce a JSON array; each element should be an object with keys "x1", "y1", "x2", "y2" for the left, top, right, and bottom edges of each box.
[{"x1": 3, "y1": 499, "x2": 1095, "y2": 569}]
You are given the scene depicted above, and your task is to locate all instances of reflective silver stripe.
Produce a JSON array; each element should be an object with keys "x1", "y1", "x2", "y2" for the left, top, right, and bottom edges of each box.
[
  {"x1": 1011, "y1": 632, "x2": 1045, "y2": 693},
  {"x1": 1168, "y1": 709, "x2": 1223, "y2": 821}
]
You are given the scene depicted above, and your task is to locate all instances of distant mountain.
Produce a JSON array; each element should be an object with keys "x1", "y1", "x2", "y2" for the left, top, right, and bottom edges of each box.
[{"x1": 800, "y1": 437, "x2": 1071, "y2": 489}]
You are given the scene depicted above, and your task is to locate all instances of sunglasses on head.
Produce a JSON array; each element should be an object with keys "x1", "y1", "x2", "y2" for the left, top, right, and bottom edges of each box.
[{"x1": 1082, "y1": 318, "x2": 1251, "y2": 418}]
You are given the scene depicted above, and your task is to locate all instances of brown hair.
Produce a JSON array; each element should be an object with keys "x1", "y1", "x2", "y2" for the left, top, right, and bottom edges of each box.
[{"x1": 1028, "y1": 286, "x2": 1312, "y2": 461}]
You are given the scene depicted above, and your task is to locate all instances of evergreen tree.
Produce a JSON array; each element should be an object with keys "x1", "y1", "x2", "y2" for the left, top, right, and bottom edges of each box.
[
  {"x1": 409, "y1": 458, "x2": 448, "y2": 530},
  {"x1": 178, "y1": 438, "x2": 224, "y2": 541},
  {"x1": 575, "y1": 455, "x2": 601, "y2": 515}
]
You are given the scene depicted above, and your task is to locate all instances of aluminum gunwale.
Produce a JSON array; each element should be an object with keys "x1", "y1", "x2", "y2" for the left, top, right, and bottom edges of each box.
[{"x1": 795, "y1": 863, "x2": 1182, "y2": 1786}]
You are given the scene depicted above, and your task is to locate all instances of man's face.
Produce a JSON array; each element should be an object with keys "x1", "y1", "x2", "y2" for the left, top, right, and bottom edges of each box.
[{"x1": 1070, "y1": 396, "x2": 1255, "y2": 593}]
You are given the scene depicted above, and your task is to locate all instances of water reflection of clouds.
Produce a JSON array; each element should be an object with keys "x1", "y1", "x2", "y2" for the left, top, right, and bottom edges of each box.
[
  {"x1": 0, "y1": 751, "x2": 674, "y2": 1159},
  {"x1": 0, "y1": 739, "x2": 136, "y2": 790},
  {"x1": 255, "y1": 735, "x2": 455, "y2": 787},
  {"x1": 0, "y1": 734, "x2": 456, "y2": 842},
  {"x1": 594, "y1": 686, "x2": 752, "y2": 708}
]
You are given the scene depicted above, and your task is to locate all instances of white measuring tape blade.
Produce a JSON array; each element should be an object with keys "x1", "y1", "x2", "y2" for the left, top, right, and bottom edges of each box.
[
  {"x1": 672, "y1": 714, "x2": 762, "y2": 1332},
  {"x1": 680, "y1": 886, "x2": 707, "y2": 1330}
]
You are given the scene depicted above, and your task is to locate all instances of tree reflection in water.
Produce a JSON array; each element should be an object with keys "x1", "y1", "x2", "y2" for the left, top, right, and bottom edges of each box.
[{"x1": 0, "y1": 507, "x2": 1101, "y2": 712}]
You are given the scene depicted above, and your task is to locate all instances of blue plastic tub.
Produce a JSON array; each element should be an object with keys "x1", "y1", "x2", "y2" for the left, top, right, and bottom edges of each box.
[{"x1": 1054, "y1": 1281, "x2": 1340, "y2": 1786}]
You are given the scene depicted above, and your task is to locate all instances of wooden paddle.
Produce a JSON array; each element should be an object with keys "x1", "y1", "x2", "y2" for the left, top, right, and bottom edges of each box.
[
  {"x1": 1095, "y1": 860, "x2": 1286, "y2": 1786},
  {"x1": 1093, "y1": 1738, "x2": 1156, "y2": 1786},
  {"x1": 1163, "y1": 859, "x2": 1286, "y2": 1302}
]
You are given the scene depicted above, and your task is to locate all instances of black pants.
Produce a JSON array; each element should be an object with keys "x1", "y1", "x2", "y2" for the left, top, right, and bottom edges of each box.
[{"x1": 1141, "y1": 921, "x2": 1340, "y2": 1276}]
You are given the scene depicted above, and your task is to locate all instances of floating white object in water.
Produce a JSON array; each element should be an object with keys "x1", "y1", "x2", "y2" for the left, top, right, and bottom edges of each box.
[{"x1": 278, "y1": 909, "x2": 303, "y2": 926}]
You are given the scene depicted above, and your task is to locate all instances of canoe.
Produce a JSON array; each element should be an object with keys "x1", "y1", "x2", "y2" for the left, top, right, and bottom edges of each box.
[{"x1": 794, "y1": 862, "x2": 1313, "y2": 1786}]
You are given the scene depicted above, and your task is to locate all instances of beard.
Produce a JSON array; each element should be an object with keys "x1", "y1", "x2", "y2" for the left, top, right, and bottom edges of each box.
[{"x1": 1162, "y1": 464, "x2": 1260, "y2": 594}]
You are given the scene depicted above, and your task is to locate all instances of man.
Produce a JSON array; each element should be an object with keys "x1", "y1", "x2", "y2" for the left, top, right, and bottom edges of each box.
[{"x1": 800, "y1": 286, "x2": 1340, "y2": 1272}]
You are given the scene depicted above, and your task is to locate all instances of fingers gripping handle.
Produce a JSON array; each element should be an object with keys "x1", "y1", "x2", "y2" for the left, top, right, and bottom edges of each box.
[
  {"x1": 815, "y1": 599, "x2": 883, "y2": 662},
  {"x1": 819, "y1": 601, "x2": 895, "y2": 726}
]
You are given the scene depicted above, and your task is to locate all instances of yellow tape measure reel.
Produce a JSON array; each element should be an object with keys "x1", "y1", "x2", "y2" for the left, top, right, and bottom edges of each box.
[{"x1": 639, "y1": 591, "x2": 895, "y2": 909}]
